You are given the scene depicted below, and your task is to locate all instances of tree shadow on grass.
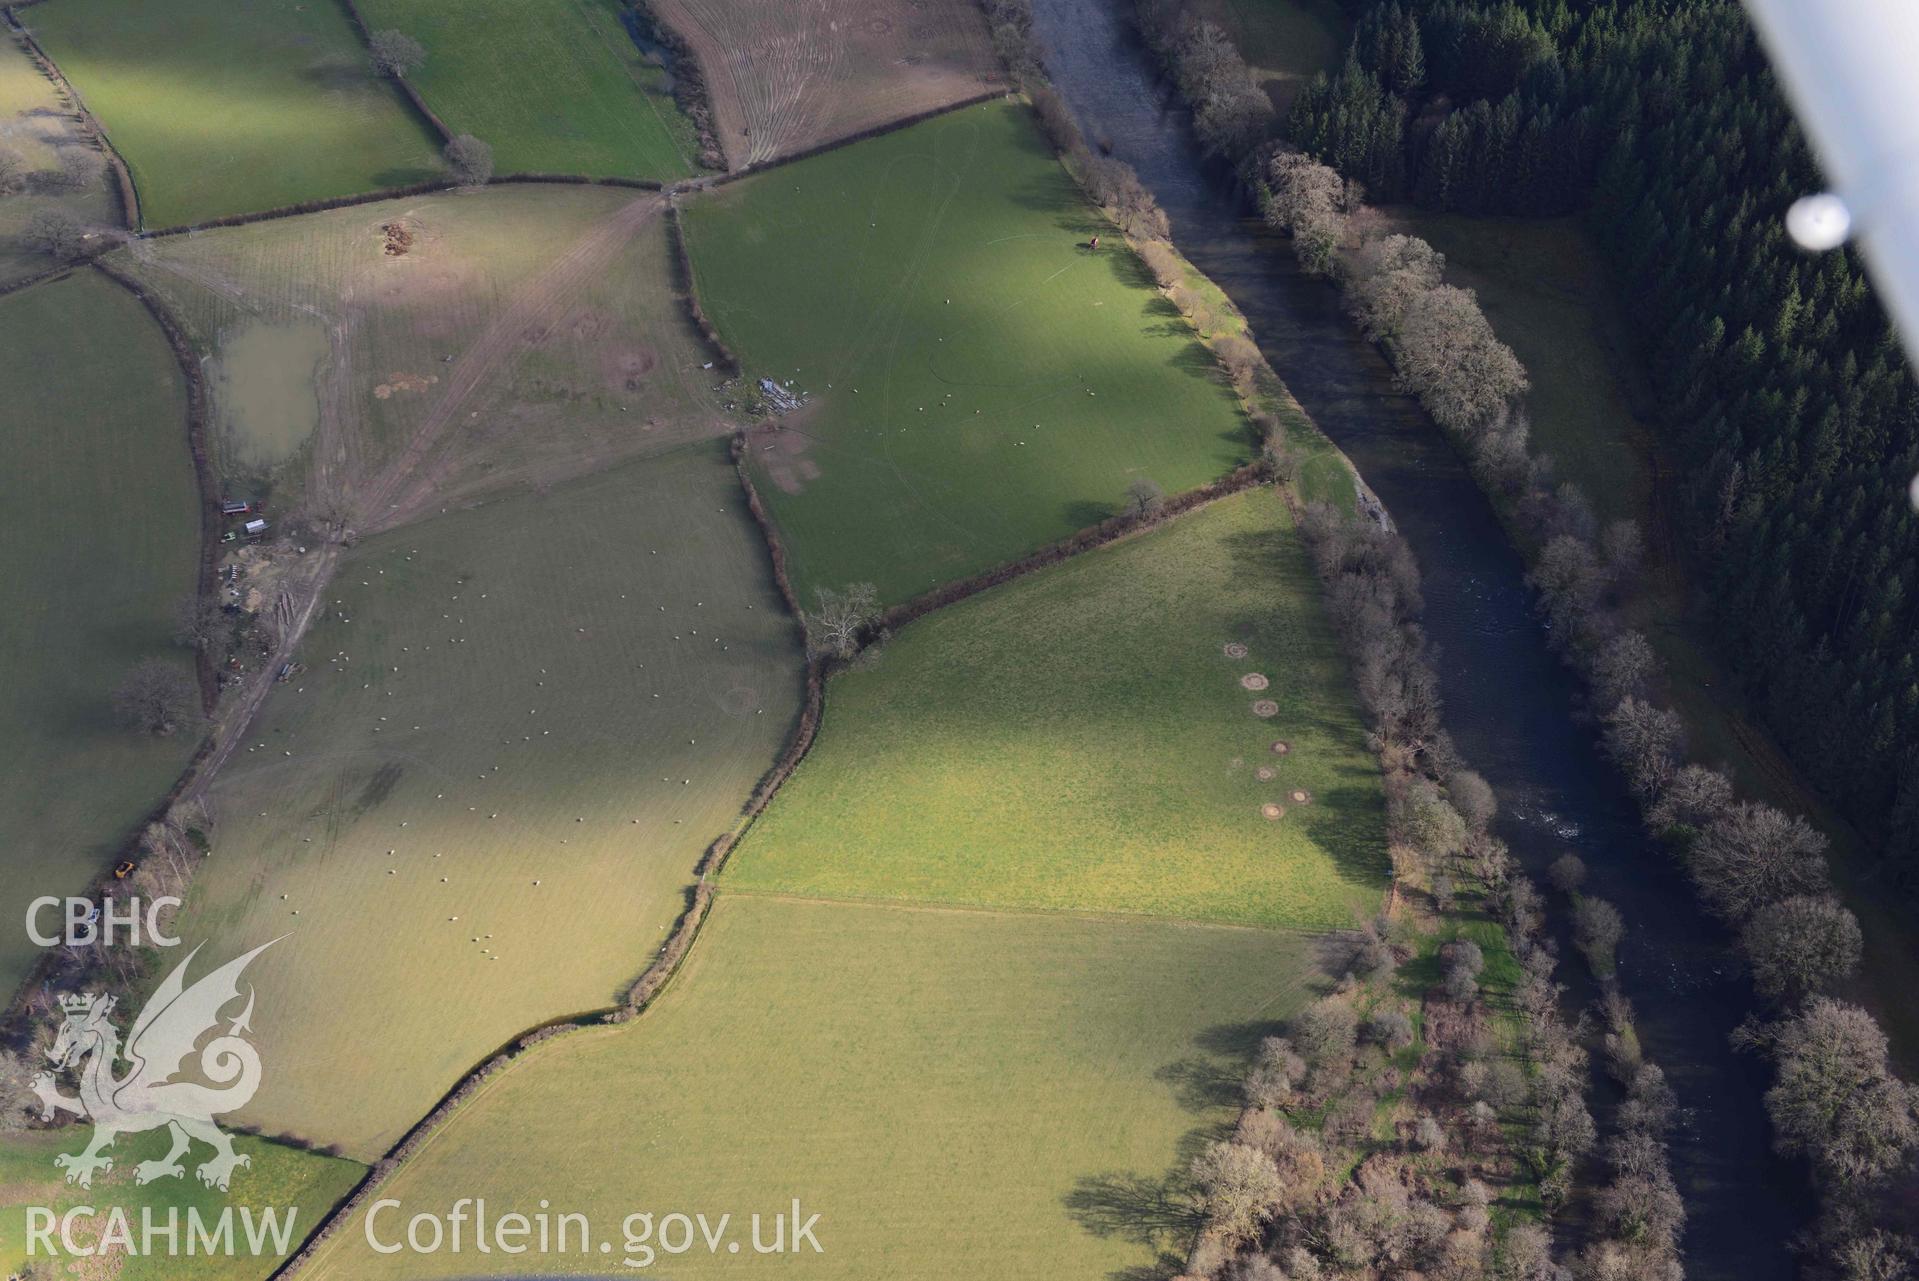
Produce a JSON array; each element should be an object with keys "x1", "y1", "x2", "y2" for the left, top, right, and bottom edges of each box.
[
  {"x1": 1156, "y1": 1055, "x2": 1244, "y2": 1112},
  {"x1": 1065, "y1": 1169, "x2": 1204, "y2": 1247}
]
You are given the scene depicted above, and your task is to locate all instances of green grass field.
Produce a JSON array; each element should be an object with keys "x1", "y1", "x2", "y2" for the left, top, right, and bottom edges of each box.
[
  {"x1": 730, "y1": 489, "x2": 1388, "y2": 928},
  {"x1": 122, "y1": 184, "x2": 728, "y2": 522},
  {"x1": 25, "y1": 0, "x2": 441, "y2": 227},
  {"x1": 681, "y1": 99, "x2": 1256, "y2": 606},
  {"x1": 177, "y1": 442, "x2": 803, "y2": 1157},
  {"x1": 354, "y1": 0, "x2": 697, "y2": 180},
  {"x1": 0, "y1": 1130, "x2": 363, "y2": 1281},
  {"x1": 0, "y1": 271, "x2": 200, "y2": 1005},
  {"x1": 302, "y1": 893, "x2": 1319, "y2": 1280},
  {"x1": 0, "y1": 34, "x2": 119, "y2": 283}
]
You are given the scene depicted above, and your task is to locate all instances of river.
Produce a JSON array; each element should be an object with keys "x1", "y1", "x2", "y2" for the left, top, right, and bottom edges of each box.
[{"x1": 1025, "y1": 0, "x2": 1805, "y2": 1273}]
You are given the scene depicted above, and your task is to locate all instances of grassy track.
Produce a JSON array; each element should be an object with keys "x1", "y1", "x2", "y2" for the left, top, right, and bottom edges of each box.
[
  {"x1": 0, "y1": 1130, "x2": 363, "y2": 1281},
  {"x1": 0, "y1": 271, "x2": 199, "y2": 1004},
  {"x1": 354, "y1": 0, "x2": 697, "y2": 180},
  {"x1": 303, "y1": 893, "x2": 1319, "y2": 1280},
  {"x1": 730, "y1": 489, "x2": 1388, "y2": 928},
  {"x1": 122, "y1": 185, "x2": 727, "y2": 520},
  {"x1": 0, "y1": 35, "x2": 117, "y2": 283},
  {"x1": 178, "y1": 442, "x2": 803, "y2": 1156},
  {"x1": 24, "y1": 0, "x2": 441, "y2": 227},
  {"x1": 682, "y1": 100, "x2": 1255, "y2": 605}
]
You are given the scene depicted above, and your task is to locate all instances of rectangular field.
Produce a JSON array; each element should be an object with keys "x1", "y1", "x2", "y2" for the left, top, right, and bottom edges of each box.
[
  {"x1": 24, "y1": 0, "x2": 442, "y2": 227},
  {"x1": 654, "y1": 0, "x2": 1000, "y2": 169},
  {"x1": 0, "y1": 271, "x2": 200, "y2": 1006},
  {"x1": 353, "y1": 0, "x2": 698, "y2": 180},
  {"x1": 122, "y1": 184, "x2": 730, "y2": 528},
  {"x1": 301, "y1": 893, "x2": 1319, "y2": 1280},
  {"x1": 0, "y1": 1130, "x2": 362, "y2": 1281},
  {"x1": 177, "y1": 442, "x2": 804, "y2": 1157},
  {"x1": 0, "y1": 33, "x2": 118, "y2": 283},
  {"x1": 729, "y1": 489, "x2": 1389, "y2": 929},
  {"x1": 682, "y1": 100, "x2": 1256, "y2": 605}
]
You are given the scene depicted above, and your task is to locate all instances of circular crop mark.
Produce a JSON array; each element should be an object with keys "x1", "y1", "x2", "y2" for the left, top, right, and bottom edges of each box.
[
  {"x1": 866, "y1": 16, "x2": 894, "y2": 34},
  {"x1": 1291, "y1": 790, "x2": 1313, "y2": 804},
  {"x1": 1255, "y1": 766, "x2": 1276, "y2": 782},
  {"x1": 1252, "y1": 699, "x2": 1279, "y2": 718},
  {"x1": 1223, "y1": 642, "x2": 1249, "y2": 659},
  {"x1": 1240, "y1": 673, "x2": 1270, "y2": 691},
  {"x1": 1261, "y1": 803, "x2": 1286, "y2": 821},
  {"x1": 1270, "y1": 740, "x2": 1292, "y2": 755}
]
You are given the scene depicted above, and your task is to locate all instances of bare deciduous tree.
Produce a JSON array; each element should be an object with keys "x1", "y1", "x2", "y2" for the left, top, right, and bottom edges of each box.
[
  {"x1": 1264, "y1": 151, "x2": 1348, "y2": 276},
  {"x1": 1447, "y1": 768, "x2": 1496, "y2": 831},
  {"x1": 0, "y1": 146, "x2": 27, "y2": 196},
  {"x1": 171, "y1": 592, "x2": 229, "y2": 655},
  {"x1": 444, "y1": 133, "x2": 493, "y2": 186},
  {"x1": 1573, "y1": 896, "x2": 1624, "y2": 977},
  {"x1": 1645, "y1": 763, "x2": 1735, "y2": 839},
  {"x1": 1547, "y1": 852, "x2": 1587, "y2": 895},
  {"x1": 25, "y1": 208, "x2": 88, "y2": 261},
  {"x1": 0, "y1": 1048, "x2": 41, "y2": 1131},
  {"x1": 112, "y1": 658, "x2": 198, "y2": 736},
  {"x1": 803, "y1": 582, "x2": 879, "y2": 661},
  {"x1": 1393, "y1": 284, "x2": 1529, "y2": 432},
  {"x1": 1190, "y1": 1140, "x2": 1284, "y2": 1244},
  {"x1": 1742, "y1": 895, "x2": 1862, "y2": 1001},
  {"x1": 1601, "y1": 697, "x2": 1685, "y2": 800},
  {"x1": 1750, "y1": 998, "x2": 1919, "y2": 1184},
  {"x1": 369, "y1": 29, "x2": 426, "y2": 77},
  {"x1": 1691, "y1": 801, "x2": 1830, "y2": 922},
  {"x1": 1592, "y1": 630, "x2": 1656, "y2": 708},
  {"x1": 1124, "y1": 476, "x2": 1165, "y2": 517},
  {"x1": 1346, "y1": 233, "x2": 1444, "y2": 339}
]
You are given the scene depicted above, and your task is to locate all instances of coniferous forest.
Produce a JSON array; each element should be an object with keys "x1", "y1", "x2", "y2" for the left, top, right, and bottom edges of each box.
[{"x1": 1290, "y1": 0, "x2": 1919, "y2": 880}]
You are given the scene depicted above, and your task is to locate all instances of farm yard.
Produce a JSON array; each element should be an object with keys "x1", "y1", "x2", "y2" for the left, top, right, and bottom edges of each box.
[
  {"x1": 730, "y1": 489, "x2": 1388, "y2": 928},
  {"x1": 174, "y1": 443, "x2": 803, "y2": 1157},
  {"x1": 651, "y1": 0, "x2": 1001, "y2": 169},
  {"x1": 121, "y1": 184, "x2": 730, "y2": 528},
  {"x1": 0, "y1": 1129, "x2": 362, "y2": 1281},
  {"x1": 0, "y1": 271, "x2": 200, "y2": 1004},
  {"x1": 301, "y1": 893, "x2": 1321, "y2": 1280},
  {"x1": 682, "y1": 100, "x2": 1257, "y2": 605},
  {"x1": 0, "y1": 33, "x2": 118, "y2": 283},
  {"x1": 352, "y1": 0, "x2": 699, "y2": 181},
  {"x1": 22, "y1": 0, "x2": 441, "y2": 227}
]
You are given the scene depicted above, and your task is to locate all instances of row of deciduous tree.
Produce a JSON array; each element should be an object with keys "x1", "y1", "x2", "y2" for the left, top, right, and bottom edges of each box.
[
  {"x1": 1262, "y1": 135, "x2": 1918, "y2": 1276},
  {"x1": 1286, "y1": 0, "x2": 1919, "y2": 914}
]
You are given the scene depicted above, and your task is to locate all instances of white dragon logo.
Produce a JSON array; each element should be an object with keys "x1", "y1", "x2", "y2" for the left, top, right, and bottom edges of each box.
[{"x1": 30, "y1": 939, "x2": 278, "y2": 1192}]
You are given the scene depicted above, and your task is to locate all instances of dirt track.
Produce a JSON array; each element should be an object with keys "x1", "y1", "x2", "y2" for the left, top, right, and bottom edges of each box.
[
  {"x1": 355, "y1": 193, "x2": 670, "y2": 532},
  {"x1": 653, "y1": 0, "x2": 1002, "y2": 169}
]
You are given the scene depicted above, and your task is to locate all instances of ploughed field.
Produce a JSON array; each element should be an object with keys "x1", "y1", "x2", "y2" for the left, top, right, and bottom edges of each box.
[{"x1": 652, "y1": 0, "x2": 1001, "y2": 169}]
